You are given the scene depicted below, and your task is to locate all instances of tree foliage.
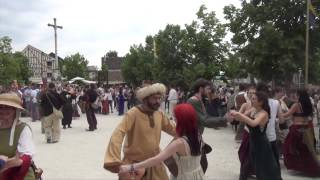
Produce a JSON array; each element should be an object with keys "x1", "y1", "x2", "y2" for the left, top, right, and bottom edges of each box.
[
  {"x1": 121, "y1": 36, "x2": 155, "y2": 87},
  {"x1": 0, "y1": 36, "x2": 13, "y2": 54},
  {"x1": 0, "y1": 36, "x2": 31, "y2": 85},
  {"x1": 224, "y1": 0, "x2": 320, "y2": 84},
  {"x1": 105, "y1": 50, "x2": 118, "y2": 58},
  {"x1": 121, "y1": 5, "x2": 228, "y2": 89},
  {"x1": 61, "y1": 53, "x2": 89, "y2": 80}
]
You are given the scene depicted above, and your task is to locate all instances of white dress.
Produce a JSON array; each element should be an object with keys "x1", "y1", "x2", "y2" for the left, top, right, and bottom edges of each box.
[{"x1": 170, "y1": 138, "x2": 205, "y2": 180}]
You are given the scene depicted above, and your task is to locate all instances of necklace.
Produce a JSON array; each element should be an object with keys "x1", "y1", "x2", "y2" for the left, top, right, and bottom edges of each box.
[{"x1": 252, "y1": 109, "x2": 262, "y2": 118}]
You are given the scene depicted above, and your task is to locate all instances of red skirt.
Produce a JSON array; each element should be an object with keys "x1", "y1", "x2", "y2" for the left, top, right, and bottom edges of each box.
[
  {"x1": 283, "y1": 124, "x2": 320, "y2": 176},
  {"x1": 238, "y1": 130, "x2": 255, "y2": 176},
  {"x1": 102, "y1": 100, "x2": 109, "y2": 114},
  {"x1": 0, "y1": 155, "x2": 32, "y2": 180}
]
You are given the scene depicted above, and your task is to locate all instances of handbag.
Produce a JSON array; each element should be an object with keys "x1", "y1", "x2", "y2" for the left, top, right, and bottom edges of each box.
[
  {"x1": 46, "y1": 93, "x2": 64, "y2": 119},
  {"x1": 30, "y1": 161, "x2": 43, "y2": 180},
  {"x1": 199, "y1": 138, "x2": 212, "y2": 173},
  {"x1": 91, "y1": 96, "x2": 100, "y2": 109}
]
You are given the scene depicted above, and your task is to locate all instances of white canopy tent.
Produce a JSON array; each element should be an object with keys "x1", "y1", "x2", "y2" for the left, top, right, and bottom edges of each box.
[
  {"x1": 68, "y1": 77, "x2": 96, "y2": 84},
  {"x1": 70, "y1": 77, "x2": 85, "y2": 81}
]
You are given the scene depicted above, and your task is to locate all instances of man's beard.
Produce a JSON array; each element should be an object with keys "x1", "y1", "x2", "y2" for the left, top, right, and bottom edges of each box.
[{"x1": 146, "y1": 101, "x2": 160, "y2": 111}]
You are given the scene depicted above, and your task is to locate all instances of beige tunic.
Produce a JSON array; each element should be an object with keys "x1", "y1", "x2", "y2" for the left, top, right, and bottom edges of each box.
[{"x1": 104, "y1": 106, "x2": 176, "y2": 180}]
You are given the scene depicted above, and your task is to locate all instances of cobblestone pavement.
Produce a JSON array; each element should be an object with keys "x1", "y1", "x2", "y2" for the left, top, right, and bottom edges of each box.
[{"x1": 22, "y1": 113, "x2": 319, "y2": 180}]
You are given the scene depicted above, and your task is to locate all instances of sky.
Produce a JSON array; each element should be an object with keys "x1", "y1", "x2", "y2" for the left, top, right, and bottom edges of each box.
[{"x1": 0, "y1": 0, "x2": 241, "y2": 67}]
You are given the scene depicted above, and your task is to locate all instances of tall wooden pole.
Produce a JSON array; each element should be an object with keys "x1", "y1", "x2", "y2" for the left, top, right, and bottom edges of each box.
[
  {"x1": 305, "y1": 0, "x2": 310, "y2": 88},
  {"x1": 48, "y1": 18, "x2": 63, "y2": 80}
]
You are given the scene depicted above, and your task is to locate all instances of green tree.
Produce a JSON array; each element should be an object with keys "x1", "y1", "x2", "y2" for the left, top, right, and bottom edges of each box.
[
  {"x1": 224, "y1": 0, "x2": 320, "y2": 84},
  {"x1": 106, "y1": 50, "x2": 118, "y2": 58},
  {"x1": 62, "y1": 53, "x2": 89, "y2": 80},
  {"x1": 153, "y1": 5, "x2": 228, "y2": 88},
  {"x1": 0, "y1": 53, "x2": 19, "y2": 85},
  {"x1": 183, "y1": 5, "x2": 228, "y2": 83},
  {"x1": 0, "y1": 36, "x2": 12, "y2": 53},
  {"x1": 120, "y1": 5, "x2": 228, "y2": 88},
  {"x1": 153, "y1": 24, "x2": 186, "y2": 86},
  {"x1": 121, "y1": 36, "x2": 155, "y2": 87},
  {"x1": 223, "y1": 52, "x2": 247, "y2": 80},
  {"x1": 0, "y1": 36, "x2": 31, "y2": 85},
  {"x1": 13, "y1": 52, "x2": 31, "y2": 84}
]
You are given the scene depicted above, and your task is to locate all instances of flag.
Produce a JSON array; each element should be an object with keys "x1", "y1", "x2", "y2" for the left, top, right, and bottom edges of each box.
[
  {"x1": 309, "y1": 0, "x2": 319, "y2": 17},
  {"x1": 309, "y1": 0, "x2": 318, "y2": 28}
]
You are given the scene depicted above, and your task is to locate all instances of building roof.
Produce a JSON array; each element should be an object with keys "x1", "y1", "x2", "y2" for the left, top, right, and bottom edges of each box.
[
  {"x1": 49, "y1": 52, "x2": 64, "y2": 61},
  {"x1": 22, "y1": 45, "x2": 56, "y2": 63},
  {"x1": 22, "y1": 45, "x2": 49, "y2": 56}
]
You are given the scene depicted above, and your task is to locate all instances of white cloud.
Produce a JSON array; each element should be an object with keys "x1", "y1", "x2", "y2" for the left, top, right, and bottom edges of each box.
[{"x1": 0, "y1": 0, "x2": 241, "y2": 66}]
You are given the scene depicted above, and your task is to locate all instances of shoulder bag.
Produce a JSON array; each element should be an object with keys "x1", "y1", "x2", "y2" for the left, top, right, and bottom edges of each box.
[{"x1": 46, "y1": 93, "x2": 64, "y2": 119}]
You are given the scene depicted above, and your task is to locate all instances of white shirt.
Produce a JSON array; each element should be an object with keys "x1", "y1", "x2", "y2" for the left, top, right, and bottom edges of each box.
[
  {"x1": 109, "y1": 88, "x2": 114, "y2": 95},
  {"x1": 168, "y1": 88, "x2": 178, "y2": 101},
  {"x1": 17, "y1": 126, "x2": 35, "y2": 158},
  {"x1": 30, "y1": 89, "x2": 39, "y2": 103},
  {"x1": 24, "y1": 88, "x2": 32, "y2": 102},
  {"x1": 106, "y1": 92, "x2": 113, "y2": 101},
  {"x1": 266, "y1": 99, "x2": 279, "y2": 142}
]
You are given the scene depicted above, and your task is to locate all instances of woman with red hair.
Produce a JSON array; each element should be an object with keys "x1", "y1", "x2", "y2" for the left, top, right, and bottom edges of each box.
[{"x1": 119, "y1": 103, "x2": 204, "y2": 180}]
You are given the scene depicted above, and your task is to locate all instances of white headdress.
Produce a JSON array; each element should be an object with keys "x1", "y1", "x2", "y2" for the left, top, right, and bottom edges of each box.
[{"x1": 136, "y1": 83, "x2": 166, "y2": 102}]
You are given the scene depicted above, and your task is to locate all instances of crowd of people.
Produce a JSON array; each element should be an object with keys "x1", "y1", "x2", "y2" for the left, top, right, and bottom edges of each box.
[{"x1": 0, "y1": 79, "x2": 320, "y2": 179}]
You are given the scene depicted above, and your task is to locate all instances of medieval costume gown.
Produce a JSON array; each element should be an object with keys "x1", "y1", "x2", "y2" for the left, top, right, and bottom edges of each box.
[
  {"x1": 60, "y1": 90, "x2": 73, "y2": 128},
  {"x1": 118, "y1": 94, "x2": 125, "y2": 115},
  {"x1": 284, "y1": 123, "x2": 320, "y2": 176},
  {"x1": 246, "y1": 123, "x2": 281, "y2": 180},
  {"x1": 102, "y1": 95, "x2": 109, "y2": 114}
]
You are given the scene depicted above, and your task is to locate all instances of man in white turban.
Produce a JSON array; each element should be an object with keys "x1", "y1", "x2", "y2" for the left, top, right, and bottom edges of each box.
[{"x1": 104, "y1": 83, "x2": 176, "y2": 180}]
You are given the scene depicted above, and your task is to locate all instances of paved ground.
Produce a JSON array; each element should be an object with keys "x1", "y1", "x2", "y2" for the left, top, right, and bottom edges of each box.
[{"x1": 22, "y1": 112, "x2": 320, "y2": 180}]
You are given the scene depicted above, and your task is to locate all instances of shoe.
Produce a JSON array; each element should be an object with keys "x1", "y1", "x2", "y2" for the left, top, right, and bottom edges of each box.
[
  {"x1": 47, "y1": 139, "x2": 51, "y2": 143},
  {"x1": 86, "y1": 129, "x2": 94, "y2": 131},
  {"x1": 51, "y1": 141, "x2": 58, "y2": 143},
  {"x1": 63, "y1": 126, "x2": 66, "y2": 129},
  {"x1": 68, "y1": 125, "x2": 72, "y2": 128}
]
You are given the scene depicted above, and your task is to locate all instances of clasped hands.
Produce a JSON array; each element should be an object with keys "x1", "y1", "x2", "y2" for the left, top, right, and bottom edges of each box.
[
  {"x1": 226, "y1": 110, "x2": 242, "y2": 122},
  {"x1": 0, "y1": 155, "x2": 8, "y2": 172},
  {"x1": 118, "y1": 164, "x2": 143, "y2": 180}
]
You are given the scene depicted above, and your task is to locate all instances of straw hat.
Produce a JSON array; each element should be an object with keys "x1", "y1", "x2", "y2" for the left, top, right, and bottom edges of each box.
[
  {"x1": 0, "y1": 93, "x2": 24, "y2": 146},
  {"x1": 0, "y1": 93, "x2": 24, "y2": 110},
  {"x1": 136, "y1": 83, "x2": 166, "y2": 102}
]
